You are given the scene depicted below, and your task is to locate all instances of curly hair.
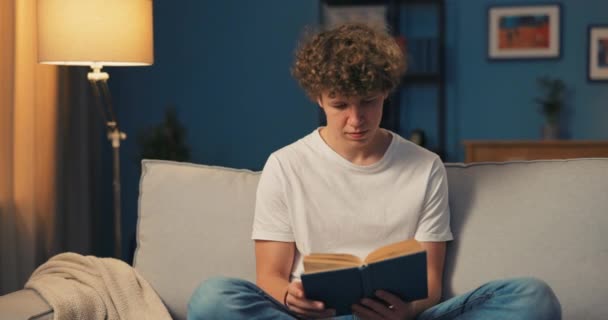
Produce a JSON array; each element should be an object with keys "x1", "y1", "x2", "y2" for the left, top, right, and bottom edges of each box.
[{"x1": 292, "y1": 23, "x2": 406, "y2": 100}]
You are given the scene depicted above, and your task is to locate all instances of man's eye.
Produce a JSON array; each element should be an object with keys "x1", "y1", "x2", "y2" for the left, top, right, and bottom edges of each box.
[{"x1": 333, "y1": 104, "x2": 347, "y2": 109}]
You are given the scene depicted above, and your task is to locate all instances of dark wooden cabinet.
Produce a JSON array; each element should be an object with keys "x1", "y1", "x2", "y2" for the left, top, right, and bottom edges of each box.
[{"x1": 464, "y1": 140, "x2": 608, "y2": 163}]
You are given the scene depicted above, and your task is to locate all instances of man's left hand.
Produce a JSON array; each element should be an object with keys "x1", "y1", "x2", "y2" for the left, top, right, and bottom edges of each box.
[{"x1": 351, "y1": 290, "x2": 415, "y2": 320}]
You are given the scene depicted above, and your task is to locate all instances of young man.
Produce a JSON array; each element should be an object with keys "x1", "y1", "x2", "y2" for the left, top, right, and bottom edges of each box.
[{"x1": 187, "y1": 24, "x2": 561, "y2": 320}]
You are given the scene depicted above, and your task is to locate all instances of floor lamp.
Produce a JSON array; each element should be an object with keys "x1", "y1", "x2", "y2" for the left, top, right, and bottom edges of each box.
[{"x1": 36, "y1": 0, "x2": 154, "y2": 258}]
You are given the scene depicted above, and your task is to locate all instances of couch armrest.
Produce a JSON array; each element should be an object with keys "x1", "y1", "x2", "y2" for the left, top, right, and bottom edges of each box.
[{"x1": 0, "y1": 289, "x2": 53, "y2": 320}]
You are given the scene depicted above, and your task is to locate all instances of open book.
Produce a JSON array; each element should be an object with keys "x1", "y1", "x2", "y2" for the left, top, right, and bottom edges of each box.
[{"x1": 301, "y1": 239, "x2": 428, "y2": 316}]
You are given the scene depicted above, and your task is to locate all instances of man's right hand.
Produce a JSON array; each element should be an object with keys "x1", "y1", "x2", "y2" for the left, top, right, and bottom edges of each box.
[{"x1": 285, "y1": 281, "x2": 336, "y2": 319}]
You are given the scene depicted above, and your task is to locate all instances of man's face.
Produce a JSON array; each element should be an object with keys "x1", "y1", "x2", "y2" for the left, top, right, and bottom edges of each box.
[{"x1": 317, "y1": 91, "x2": 387, "y2": 147}]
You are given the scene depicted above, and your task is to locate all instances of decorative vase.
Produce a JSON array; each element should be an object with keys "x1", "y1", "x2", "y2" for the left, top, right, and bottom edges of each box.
[{"x1": 542, "y1": 122, "x2": 560, "y2": 140}]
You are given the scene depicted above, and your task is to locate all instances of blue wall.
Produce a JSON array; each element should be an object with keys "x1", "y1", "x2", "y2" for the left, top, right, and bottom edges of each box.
[
  {"x1": 108, "y1": 0, "x2": 319, "y2": 258},
  {"x1": 445, "y1": 0, "x2": 608, "y2": 160},
  {"x1": 108, "y1": 0, "x2": 608, "y2": 259}
]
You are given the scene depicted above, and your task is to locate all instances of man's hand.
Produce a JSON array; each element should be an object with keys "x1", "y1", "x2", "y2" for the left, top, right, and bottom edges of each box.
[
  {"x1": 285, "y1": 281, "x2": 336, "y2": 319},
  {"x1": 351, "y1": 290, "x2": 415, "y2": 320}
]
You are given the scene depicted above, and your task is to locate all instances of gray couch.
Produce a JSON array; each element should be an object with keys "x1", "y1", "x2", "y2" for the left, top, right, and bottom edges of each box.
[{"x1": 2, "y1": 158, "x2": 607, "y2": 319}]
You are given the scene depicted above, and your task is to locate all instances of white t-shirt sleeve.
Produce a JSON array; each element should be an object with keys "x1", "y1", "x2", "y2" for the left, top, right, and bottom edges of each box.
[
  {"x1": 415, "y1": 157, "x2": 454, "y2": 242},
  {"x1": 251, "y1": 154, "x2": 295, "y2": 242}
]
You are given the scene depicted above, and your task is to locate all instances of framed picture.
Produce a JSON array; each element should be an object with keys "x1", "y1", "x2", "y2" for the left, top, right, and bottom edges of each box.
[
  {"x1": 488, "y1": 4, "x2": 561, "y2": 60},
  {"x1": 588, "y1": 25, "x2": 608, "y2": 81}
]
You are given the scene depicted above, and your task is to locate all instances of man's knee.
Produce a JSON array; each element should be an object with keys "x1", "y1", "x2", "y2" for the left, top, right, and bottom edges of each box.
[
  {"x1": 187, "y1": 276, "x2": 251, "y2": 320},
  {"x1": 513, "y1": 277, "x2": 562, "y2": 320}
]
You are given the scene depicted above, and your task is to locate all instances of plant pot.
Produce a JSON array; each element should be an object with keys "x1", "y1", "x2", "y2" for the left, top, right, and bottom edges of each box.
[{"x1": 542, "y1": 123, "x2": 560, "y2": 140}]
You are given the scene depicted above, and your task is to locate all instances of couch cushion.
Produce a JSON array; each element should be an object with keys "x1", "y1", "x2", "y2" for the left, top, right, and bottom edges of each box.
[
  {"x1": 134, "y1": 160, "x2": 260, "y2": 320},
  {"x1": 0, "y1": 289, "x2": 53, "y2": 320},
  {"x1": 443, "y1": 158, "x2": 608, "y2": 319}
]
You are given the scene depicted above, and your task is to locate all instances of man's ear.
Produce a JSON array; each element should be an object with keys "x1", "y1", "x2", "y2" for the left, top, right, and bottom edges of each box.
[{"x1": 316, "y1": 96, "x2": 323, "y2": 108}]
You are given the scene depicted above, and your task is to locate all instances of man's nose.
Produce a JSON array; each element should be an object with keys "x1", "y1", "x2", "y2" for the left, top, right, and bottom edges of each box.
[{"x1": 348, "y1": 106, "x2": 365, "y2": 125}]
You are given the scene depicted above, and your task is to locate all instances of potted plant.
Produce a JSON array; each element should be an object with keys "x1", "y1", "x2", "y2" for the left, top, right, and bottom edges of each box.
[
  {"x1": 137, "y1": 106, "x2": 190, "y2": 163},
  {"x1": 534, "y1": 76, "x2": 566, "y2": 139}
]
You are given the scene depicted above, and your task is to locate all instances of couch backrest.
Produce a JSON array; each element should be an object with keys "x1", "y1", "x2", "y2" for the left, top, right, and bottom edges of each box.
[
  {"x1": 443, "y1": 158, "x2": 608, "y2": 320},
  {"x1": 134, "y1": 158, "x2": 608, "y2": 320},
  {"x1": 134, "y1": 160, "x2": 260, "y2": 320}
]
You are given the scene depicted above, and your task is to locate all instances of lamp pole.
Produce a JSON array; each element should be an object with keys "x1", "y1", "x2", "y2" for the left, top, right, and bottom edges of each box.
[
  {"x1": 89, "y1": 65, "x2": 126, "y2": 259},
  {"x1": 109, "y1": 126, "x2": 126, "y2": 259}
]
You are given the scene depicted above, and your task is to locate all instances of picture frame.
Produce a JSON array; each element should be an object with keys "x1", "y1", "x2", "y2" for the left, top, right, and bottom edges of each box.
[
  {"x1": 487, "y1": 4, "x2": 561, "y2": 60},
  {"x1": 587, "y1": 25, "x2": 608, "y2": 82}
]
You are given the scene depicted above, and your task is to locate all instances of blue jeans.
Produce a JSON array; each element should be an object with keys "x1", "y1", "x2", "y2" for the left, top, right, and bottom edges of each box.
[{"x1": 187, "y1": 276, "x2": 561, "y2": 320}]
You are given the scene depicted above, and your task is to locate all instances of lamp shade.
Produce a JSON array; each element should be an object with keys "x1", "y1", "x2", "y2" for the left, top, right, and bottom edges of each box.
[{"x1": 37, "y1": 0, "x2": 154, "y2": 66}]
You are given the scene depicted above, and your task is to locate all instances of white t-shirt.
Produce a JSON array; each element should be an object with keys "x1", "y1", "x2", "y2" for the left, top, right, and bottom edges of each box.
[{"x1": 251, "y1": 128, "x2": 453, "y2": 280}]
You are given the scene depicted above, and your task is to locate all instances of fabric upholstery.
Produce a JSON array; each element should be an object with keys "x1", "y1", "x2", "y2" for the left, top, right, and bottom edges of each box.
[
  {"x1": 132, "y1": 158, "x2": 608, "y2": 320},
  {"x1": 443, "y1": 159, "x2": 608, "y2": 319},
  {"x1": 0, "y1": 289, "x2": 53, "y2": 320},
  {"x1": 134, "y1": 160, "x2": 260, "y2": 320}
]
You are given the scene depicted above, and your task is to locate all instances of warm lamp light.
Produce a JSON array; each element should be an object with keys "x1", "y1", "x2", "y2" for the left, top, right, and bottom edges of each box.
[
  {"x1": 38, "y1": 0, "x2": 153, "y2": 67},
  {"x1": 37, "y1": 0, "x2": 154, "y2": 259}
]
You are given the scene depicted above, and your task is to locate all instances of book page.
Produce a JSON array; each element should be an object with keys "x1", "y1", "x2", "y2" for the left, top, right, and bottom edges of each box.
[
  {"x1": 303, "y1": 253, "x2": 362, "y2": 274},
  {"x1": 364, "y1": 239, "x2": 423, "y2": 264}
]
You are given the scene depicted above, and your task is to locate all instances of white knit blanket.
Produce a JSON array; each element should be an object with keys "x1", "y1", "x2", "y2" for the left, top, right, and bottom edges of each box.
[{"x1": 25, "y1": 252, "x2": 172, "y2": 320}]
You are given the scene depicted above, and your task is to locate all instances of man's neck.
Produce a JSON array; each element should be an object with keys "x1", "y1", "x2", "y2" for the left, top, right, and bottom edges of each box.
[{"x1": 319, "y1": 128, "x2": 392, "y2": 166}]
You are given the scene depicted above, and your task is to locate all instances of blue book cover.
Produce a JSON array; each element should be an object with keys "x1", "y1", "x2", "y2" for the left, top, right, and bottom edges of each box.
[{"x1": 301, "y1": 240, "x2": 428, "y2": 316}]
